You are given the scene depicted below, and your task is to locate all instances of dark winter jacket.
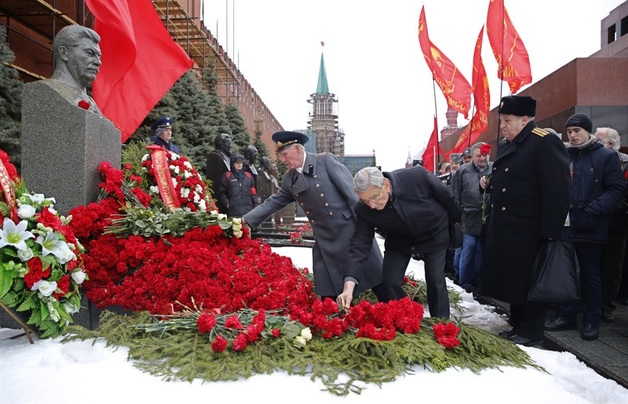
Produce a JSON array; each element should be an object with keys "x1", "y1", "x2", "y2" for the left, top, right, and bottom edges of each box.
[
  {"x1": 345, "y1": 166, "x2": 461, "y2": 282},
  {"x1": 564, "y1": 138, "x2": 625, "y2": 243},
  {"x1": 451, "y1": 161, "x2": 492, "y2": 236},
  {"x1": 218, "y1": 169, "x2": 258, "y2": 217}
]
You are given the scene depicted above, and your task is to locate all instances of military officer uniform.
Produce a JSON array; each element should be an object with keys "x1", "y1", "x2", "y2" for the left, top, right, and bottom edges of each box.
[{"x1": 243, "y1": 132, "x2": 383, "y2": 298}]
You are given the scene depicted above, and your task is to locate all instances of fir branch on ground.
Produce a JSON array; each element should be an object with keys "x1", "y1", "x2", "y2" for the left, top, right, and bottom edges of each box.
[{"x1": 64, "y1": 308, "x2": 537, "y2": 396}]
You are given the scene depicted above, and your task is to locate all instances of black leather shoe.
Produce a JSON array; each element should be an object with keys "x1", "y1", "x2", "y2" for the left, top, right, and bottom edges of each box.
[
  {"x1": 581, "y1": 323, "x2": 599, "y2": 341},
  {"x1": 544, "y1": 317, "x2": 576, "y2": 331},
  {"x1": 499, "y1": 328, "x2": 516, "y2": 338},
  {"x1": 601, "y1": 310, "x2": 615, "y2": 323},
  {"x1": 507, "y1": 334, "x2": 542, "y2": 346}
]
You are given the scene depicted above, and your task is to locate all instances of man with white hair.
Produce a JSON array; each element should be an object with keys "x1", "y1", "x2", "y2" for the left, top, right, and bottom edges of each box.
[
  {"x1": 337, "y1": 166, "x2": 461, "y2": 319},
  {"x1": 594, "y1": 126, "x2": 628, "y2": 322}
]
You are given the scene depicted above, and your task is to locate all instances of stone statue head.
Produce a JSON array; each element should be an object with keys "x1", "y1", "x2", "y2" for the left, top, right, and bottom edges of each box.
[
  {"x1": 270, "y1": 163, "x2": 279, "y2": 178},
  {"x1": 243, "y1": 145, "x2": 258, "y2": 166},
  {"x1": 214, "y1": 133, "x2": 232, "y2": 155},
  {"x1": 261, "y1": 156, "x2": 272, "y2": 172},
  {"x1": 51, "y1": 25, "x2": 102, "y2": 92}
]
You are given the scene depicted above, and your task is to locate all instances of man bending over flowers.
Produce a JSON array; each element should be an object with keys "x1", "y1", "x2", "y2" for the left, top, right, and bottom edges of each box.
[{"x1": 337, "y1": 166, "x2": 461, "y2": 319}]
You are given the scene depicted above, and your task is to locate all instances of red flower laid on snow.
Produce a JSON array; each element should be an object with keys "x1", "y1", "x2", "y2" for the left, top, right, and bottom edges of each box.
[
  {"x1": 197, "y1": 313, "x2": 217, "y2": 334},
  {"x1": 479, "y1": 143, "x2": 492, "y2": 156},
  {"x1": 211, "y1": 335, "x2": 228, "y2": 352},
  {"x1": 224, "y1": 314, "x2": 243, "y2": 330},
  {"x1": 433, "y1": 321, "x2": 461, "y2": 349},
  {"x1": 78, "y1": 100, "x2": 90, "y2": 110}
]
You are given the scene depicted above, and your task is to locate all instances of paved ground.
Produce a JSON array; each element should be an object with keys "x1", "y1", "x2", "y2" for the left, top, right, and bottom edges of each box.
[{"x1": 478, "y1": 295, "x2": 628, "y2": 389}]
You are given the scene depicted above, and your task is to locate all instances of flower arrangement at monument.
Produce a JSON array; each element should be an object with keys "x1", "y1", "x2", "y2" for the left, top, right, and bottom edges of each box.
[
  {"x1": 0, "y1": 150, "x2": 86, "y2": 338},
  {"x1": 140, "y1": 146, "x2": 212, "y2": 212},
  {"x1": 60, "y1": 143, "x2": 536, "y2": 396}
]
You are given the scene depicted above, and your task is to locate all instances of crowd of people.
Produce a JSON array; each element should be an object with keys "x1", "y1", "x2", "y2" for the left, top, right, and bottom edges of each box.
[{"x1": 146, "y1": 95, "x2": 627, "y2": 346}]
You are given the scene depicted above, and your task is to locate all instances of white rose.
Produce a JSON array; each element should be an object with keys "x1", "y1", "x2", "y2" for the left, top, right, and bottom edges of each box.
[
  {"x1": 149, "y1": 185, "x2": 159, "y2": 194},
  {"x1": 293, "y1": 335, "x2": 307, "y2": 348},
  {"x1": 183, "y1": 171, "x2": 192, "y2": 179},
  {"x1": 17, "y1": 204, "x2": 36, "y2": 219},
  {"x1": 180, "y1": 188, "x2": 190, "y2": 198},
  {"x1": 71, "y1": 270, "x2": 86, "y2": 284},
  {"x1": 300, "y1": 327, "x2": 313, "y2": 341},
  {"x1": 198, "y1": 200, "x2": 207, "y2": 212},
  {"x1": 17, "y1": 247, "x2": 34, "y2": 261},
  {"x1": 32, "y1": 280, "x2": 57, "y2": 297},
  {"x1": 64, "y1": 302, "x2": 80, "y2": 314},
  {"x1": 184, "y1": 161, "x2": 192, "y2": 169}
]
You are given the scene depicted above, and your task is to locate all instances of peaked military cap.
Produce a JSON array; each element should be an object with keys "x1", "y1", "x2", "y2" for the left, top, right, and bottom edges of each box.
[
  {"x1": 151, "y1": 116, "x2": 174, "y2": 131},
  {"x1": 498, "y1": 96, "x2": 536, "y2": 117},
  {"x1": 272, "y1": 131, "x2": 309, "y2": 151}
]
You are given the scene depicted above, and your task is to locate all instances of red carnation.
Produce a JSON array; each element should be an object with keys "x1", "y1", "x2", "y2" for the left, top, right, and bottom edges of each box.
[
  {"x1": 211, "y1": 335, "x2": 228, "y2": 352},
  {"x1": 37, "y1": 207, "x2": 63, "y2": 231},
  {"x1": 232, "y1": 333, "x2": 249, "y2": 351},
  {"x1": 197, "y1": 313, "x2": 217, "y2": 334},
  {"x1": 479, "y1": 144, "x2": 492, "y2": 156},
  {"x1": 224, "y1": 314, "x2": 243, "y2": 329}
]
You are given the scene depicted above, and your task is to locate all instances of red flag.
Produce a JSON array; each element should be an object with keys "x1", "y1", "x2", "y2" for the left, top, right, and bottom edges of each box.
[
  {"x1": 86, "y1": 0, "x2": 194, "y2": 142},
  {"x1": 486, "y1": 0, "x2": 532, "y2": 94},
  {"x1": 421, "y1": 116, "x2": 439, "y2": 174},
  {"x1": 418, "y1": 6, "x2": 473, "y2": 118}
]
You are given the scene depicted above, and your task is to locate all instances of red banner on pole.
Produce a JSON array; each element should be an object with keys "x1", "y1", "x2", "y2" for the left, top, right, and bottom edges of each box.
[
  {"x1": 486, "y1": 0, "x2": 532, "y2": 94},
  {"x1": 421, "y1": 117, "x2": 439, "y2": 174},
  {"x1": 418, "y1": 6, "x2": 473, "y2": 118}
]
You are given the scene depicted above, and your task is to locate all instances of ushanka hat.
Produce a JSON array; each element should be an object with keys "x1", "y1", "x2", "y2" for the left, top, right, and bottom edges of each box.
[
  {"x1": 498, "y1": 96, "x2": 536, "y2": 117},
  {"x1": 271, "y1": 131, "x2": 309, "y2": 152}
]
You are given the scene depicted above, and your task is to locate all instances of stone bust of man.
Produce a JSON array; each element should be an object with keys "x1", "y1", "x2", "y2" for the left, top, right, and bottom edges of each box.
[
  {"x1": 41, "y1": 25, "x2": 103, "y2": 114},
  {"x1": 206, "y1": 133, "x2": 233, "y2": 213},
  {"x1": 243, "y1": 145, "x2": 259, "y2": 181}
]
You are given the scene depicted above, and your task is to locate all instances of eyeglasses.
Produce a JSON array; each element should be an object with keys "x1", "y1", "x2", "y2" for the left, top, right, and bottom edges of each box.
[{"x1": 359, "y1": 185, "x2": 385, "y2": 205}]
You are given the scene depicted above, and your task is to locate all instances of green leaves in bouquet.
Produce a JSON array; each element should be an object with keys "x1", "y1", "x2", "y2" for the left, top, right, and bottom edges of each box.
[{"x1": 104, "y1": 205, "x2": 242, "y2": 239}]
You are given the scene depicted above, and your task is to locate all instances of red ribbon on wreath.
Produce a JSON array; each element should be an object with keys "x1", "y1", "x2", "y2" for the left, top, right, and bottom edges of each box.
[
  {"x1": 0, "y1": 157, "x2": 18, "y2": 222},
  {"x1": 147, "y1": 145, "x2": 181, "y2": 211}
]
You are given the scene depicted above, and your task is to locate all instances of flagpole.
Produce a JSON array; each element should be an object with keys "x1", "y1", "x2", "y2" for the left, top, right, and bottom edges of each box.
[
  {"x1": 431, "y1": 79, "x2": 440, "y2": 170},
  {"x1": 495, "y1": 0, "x2": 505, "y2": 146}
]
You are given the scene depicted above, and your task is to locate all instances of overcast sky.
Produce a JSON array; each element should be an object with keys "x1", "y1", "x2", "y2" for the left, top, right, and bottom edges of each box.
[{"x1": 202, "y1": 0, "x2": 625, "y2": 171}]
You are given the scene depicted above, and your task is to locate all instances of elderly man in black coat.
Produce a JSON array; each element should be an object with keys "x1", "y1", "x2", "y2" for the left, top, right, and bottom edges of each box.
[
  {"x1": 480, "y1": 96, "x2": 571, "y2": 346},
  {"x1": 337, "y1": 166, "x2": 461, "y2": 319}
]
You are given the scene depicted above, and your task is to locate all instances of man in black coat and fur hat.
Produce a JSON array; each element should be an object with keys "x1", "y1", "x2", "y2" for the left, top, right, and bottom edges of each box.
[{"x1": 480, "y1": 95, "x2": 571, "y2": 346}]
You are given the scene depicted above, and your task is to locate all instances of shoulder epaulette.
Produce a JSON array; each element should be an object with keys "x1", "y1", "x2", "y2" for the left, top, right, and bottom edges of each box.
[{"x1": 531, "y1": 127, "x2": 548, "y2": 137}]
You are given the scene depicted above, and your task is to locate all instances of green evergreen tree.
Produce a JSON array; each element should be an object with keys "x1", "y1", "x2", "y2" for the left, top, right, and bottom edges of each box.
[
  {"x1": 164, "y1": 71, "x2": 216, "y2": 170},
  {"x1": 200, "y1": 64, "x2": 231, "y2": 154},
  {"x1": 225, "y1": 102, "x2": 250, "y2": 152},
  {"x1": 252, "y1": 119, "x2": 270, "y2": 161},
  {"x1": 0, "y1": 25, "x2": 23, "y2": 171},
  {"x1": 126, "y1": 91, "x2": 179, "y2": 147}
]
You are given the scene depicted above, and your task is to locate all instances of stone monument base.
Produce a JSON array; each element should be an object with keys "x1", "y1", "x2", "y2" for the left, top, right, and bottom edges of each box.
[{"x1": 21, "y1": 81, "x2": 121, "y2": 216}]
